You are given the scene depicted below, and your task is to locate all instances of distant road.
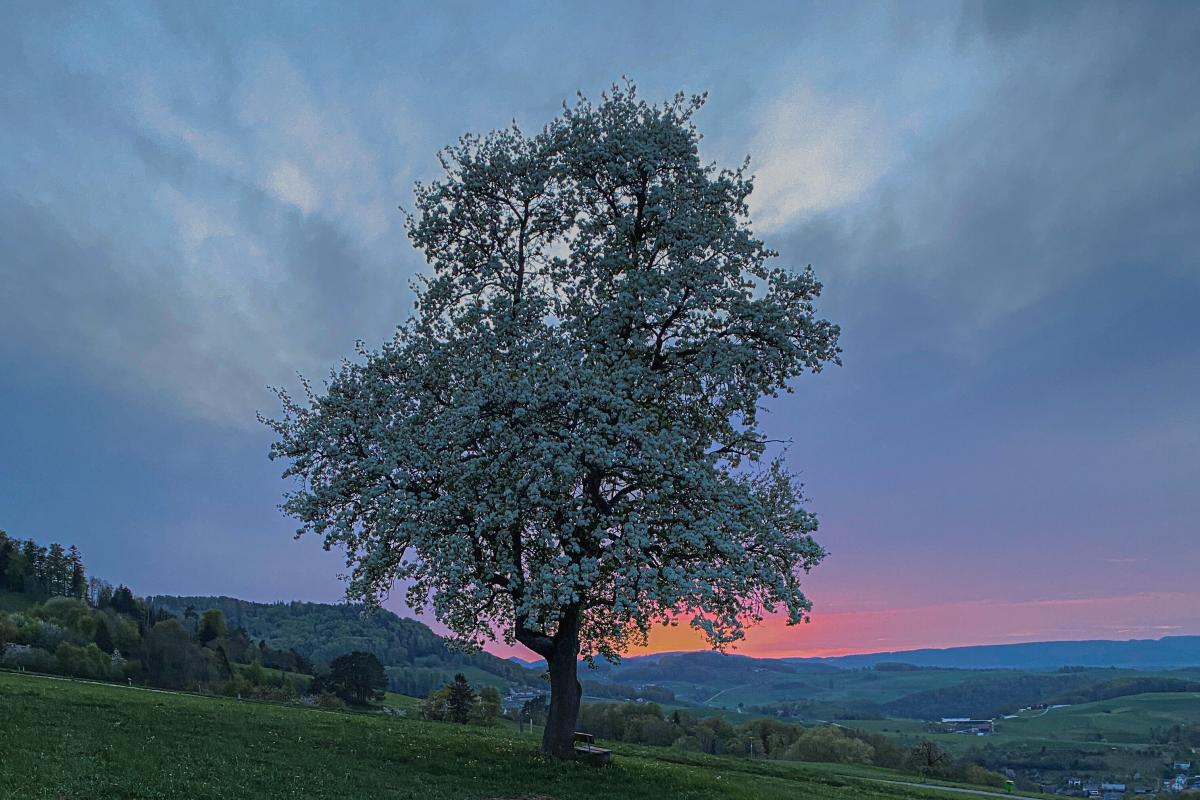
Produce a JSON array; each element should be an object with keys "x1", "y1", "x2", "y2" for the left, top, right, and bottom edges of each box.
[
  {"x1": 860, "y1": 777, "x2": 1045, "y2": 800},
  {"x1": 701, "y1": 683, "x2": 752, "y2": 705}
]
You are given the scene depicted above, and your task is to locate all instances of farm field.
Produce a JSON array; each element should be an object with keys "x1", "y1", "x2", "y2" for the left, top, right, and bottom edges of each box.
[
  {"x1": 997, "y1": 692, "x2": 1200, "y2": 744},
  {"x1": 849, "y1": 693, "x2": 1200, "y2": 788},
  {"x1": 0, "y1": 671, "x2": 1018, "y2": 800},
  {"x1": 852, "y1": 692, "x2": 1200, "y2": 749}
]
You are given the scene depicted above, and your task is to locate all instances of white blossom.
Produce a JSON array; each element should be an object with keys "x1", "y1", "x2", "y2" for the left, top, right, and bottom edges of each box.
[{"x1": 263, "y1": 83, "x2": 840, "y2": 755}]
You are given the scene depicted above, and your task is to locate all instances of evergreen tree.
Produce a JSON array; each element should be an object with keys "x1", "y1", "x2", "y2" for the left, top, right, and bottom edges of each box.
[
  {"x1": 45, "y1": 543, "x2": 69, "y2": 597},
  {"x1": 21, "y1": 540, "x2": 45, "y2": 596},
  {"x1": 68, "y1": 546, "x2": 86, "y2": 599},
  {"x1": 0, "y1": 531, "x2": 11, "y2": 587},
  {"x1": 446, "y1": 673, "x2": 476, "y2": 724},
  {"x1": 111, "y1": 585, "x2": 137, "y2": 616}
]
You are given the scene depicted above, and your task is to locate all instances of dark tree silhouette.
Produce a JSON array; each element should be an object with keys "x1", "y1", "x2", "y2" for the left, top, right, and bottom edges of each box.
[{"x1": 323, "y1": 651, "x2": 386, "y2": 705}]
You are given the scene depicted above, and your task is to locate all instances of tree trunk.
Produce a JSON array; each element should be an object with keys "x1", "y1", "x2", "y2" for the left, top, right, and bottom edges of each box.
[
  {"x1": 516, "y1": 607, "x2": 583, "y2": 760},
  {"x1": 542, "y1": 609, "x2": 583, "y2": 762},
  {"x1": 542, "y1": 640, "x2": 582, "y2": 759}
]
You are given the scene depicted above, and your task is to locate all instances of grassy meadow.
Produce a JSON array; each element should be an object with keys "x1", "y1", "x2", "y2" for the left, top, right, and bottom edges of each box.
[
  {"x1": 0, "y1": 671, "x2": 1017, "y2": 800},
  {"x1": 850, "y1": 692, "x2": 1200, "y2": 787}
]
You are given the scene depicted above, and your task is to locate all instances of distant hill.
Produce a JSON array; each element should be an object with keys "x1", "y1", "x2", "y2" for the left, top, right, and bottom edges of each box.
[
  {"x1": 586, "y1": 641, "x2": 1200, "y2": 720},
  {"x1": 507, "y1": 655, "x2": 543, "y2": 668},
  {"x1": 595, "y1": 650, "x2": 840, "y2": 687},
  {"x1": 149, "y1": 595, "x2": 539, "y2": 694},
  {"x1": 794, "y1": 636, "x2": 1200, "y2": 671}
]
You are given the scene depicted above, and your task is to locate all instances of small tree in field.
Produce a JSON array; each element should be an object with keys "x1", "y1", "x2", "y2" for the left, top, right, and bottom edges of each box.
[
  {"x1": 322, "y1": 651, "x2": 387, "y2": 706},
  {"x1": 264, "y1": 84, "x2": 840, "y2": 758},
  {"x1": 197, "y1": 609, "x2": 227, "y2": 646},
  {"x1": 445, "y1": 673, "x2": 476, "y2": 723}
]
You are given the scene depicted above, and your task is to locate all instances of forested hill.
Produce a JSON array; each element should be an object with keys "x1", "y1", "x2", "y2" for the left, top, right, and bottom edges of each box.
[
  {"x1": 149, "y1": 595, "x2": 539, "y2": 691},
  {"x1": 796, "y1": 636, "x2": 1200, "y2": 671}
]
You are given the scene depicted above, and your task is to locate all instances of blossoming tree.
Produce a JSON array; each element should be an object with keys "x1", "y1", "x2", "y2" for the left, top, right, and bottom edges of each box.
[{"x1": 264, "y1": 85, "x2": 841, "y2": 759}]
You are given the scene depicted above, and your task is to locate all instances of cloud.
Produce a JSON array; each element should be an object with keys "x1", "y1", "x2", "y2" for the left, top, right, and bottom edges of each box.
[
  {"x1": 748, "y1": 86, "x2": 892, "y2": 232},
  {"x1": 266, "y1": 161, "x2": 319, "y2": 214},
  {"x1": 0, "y1": 17, "x2": 421, "y2": 429},
  {"x1": 777, "y1": 3, "x2": 1200, "y2": 352}
]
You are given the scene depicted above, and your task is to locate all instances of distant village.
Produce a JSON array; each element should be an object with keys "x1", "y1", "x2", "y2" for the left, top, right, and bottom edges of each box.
[{"x1": 936, "y1": 711, "x2": 1198, "y2": 799}]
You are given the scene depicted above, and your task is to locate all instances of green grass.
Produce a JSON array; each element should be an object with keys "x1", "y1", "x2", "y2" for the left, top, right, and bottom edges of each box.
[
  {"x1": 995, "y1": 691, "x2": 1200, "y2": 744},
  {"x1": 849, "y1": 693, "x2": 1200, "y2": 788},
  {"x1": 846, "y1": 691, "x2": 1200, "y2": 749},
  {"x1": 0, "y1": 671, "x2": 993, "y2": 800},
  {"x1": 382, "y1": 691, "x2": 422, "y2": 712}
]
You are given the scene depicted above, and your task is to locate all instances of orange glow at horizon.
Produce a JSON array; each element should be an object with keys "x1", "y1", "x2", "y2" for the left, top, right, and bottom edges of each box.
[{"x1": 486, "y1": 590, "x2": 1200, "y2": 661}]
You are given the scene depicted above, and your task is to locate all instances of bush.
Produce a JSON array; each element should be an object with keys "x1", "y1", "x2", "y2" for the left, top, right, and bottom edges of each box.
[
  {"x1": 0, "y1": 613, "x2": 15, "y2": 653},
  {"x1": 315, "y1": 692, "x2": 345, "y2": 709},
  {"x1": 54, "y1": 642, "x2": 116, "y2": 681},
  {"x1": 36, "y1": 597, "x2": 94, "y2": 637},
  {"x1": 2, "y1": 646, "x2": 56, "y2": 672},
  {"x1": 782, "y1": 727, "x2": 875, "y2": 765}
]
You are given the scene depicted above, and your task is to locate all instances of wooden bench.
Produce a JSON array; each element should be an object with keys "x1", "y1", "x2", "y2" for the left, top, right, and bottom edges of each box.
[{"x1": 573, "y1": 732, "x2": 612, "y2": 765}]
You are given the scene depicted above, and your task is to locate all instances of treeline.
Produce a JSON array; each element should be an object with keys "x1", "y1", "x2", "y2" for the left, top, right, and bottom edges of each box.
[
  {"x1": 149, "y1": 595, "x2": 538, "y2": 691},
  {"x1": 744, "y1": 699, "x2": 882, "y2": 721},
  {"x1": 3, "y1": 533, "x2": 539, "y2": 702},
  {"x1": 595, "y1": 651, "x2": 837, "y2": 687},
  {"x1": 0, "y1": 531, "x2": 86, "y2": 600},
  {"x1": 1151, "y1": 723, "x2": 1200, "y2": 747},
  {"x1": 386, "y1": 665, "x2": 479, "y2": 698},
  {"x1": 581, "y1": 679, "x2": 674, "y2": 704},
  {"x1": 575, "y1": 702, "x2": 1003, "y2": 787},
  {"x1": 0, "y1": 590, "x2": 311, "y2": 698},
  {"x1": 965, "y1": 742, "x2": 1107, "y2": 774},
  {"x1": 1046, "y1": 676, "x2": 1200, "y2": 706},
  {"x1": 879, "y1": 673, "x2": 1100, "y2": 719}
]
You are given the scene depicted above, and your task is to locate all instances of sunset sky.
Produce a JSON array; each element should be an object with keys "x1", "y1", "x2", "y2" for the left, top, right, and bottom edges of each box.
[{"x1": 2, "y1": 2, "x2": 1197, "y2": 659}]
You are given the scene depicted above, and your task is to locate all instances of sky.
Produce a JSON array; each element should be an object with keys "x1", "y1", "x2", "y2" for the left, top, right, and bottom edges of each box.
[{"x1": 2, "y1": 1, "x2": 1197, "y2": 659}]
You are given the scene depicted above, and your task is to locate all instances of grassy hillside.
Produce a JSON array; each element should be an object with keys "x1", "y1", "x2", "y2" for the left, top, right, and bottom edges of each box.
[
  {"x1": 851, "y1": 692, "x2": 1200, "y2": 788},
  {"x1": 996, "y1": 691, "x2": 1200, "y2": 744},
  {"x1": 595, "y1": 653, "x2": 1200, "y2": 721},
  {"x1": 852, "y1": 691, "x2": 1200, "y2": 748},
  {"x1": 0, "y1": 671, "x2": 1001, "y2": 800}
]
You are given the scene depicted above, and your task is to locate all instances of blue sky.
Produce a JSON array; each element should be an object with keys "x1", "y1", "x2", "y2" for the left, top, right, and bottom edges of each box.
[{"x1": 2, "y1": 1, "x2": 1197, "y2": 654}]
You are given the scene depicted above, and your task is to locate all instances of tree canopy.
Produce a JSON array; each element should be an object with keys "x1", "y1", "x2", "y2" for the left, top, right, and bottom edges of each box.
[
  {"x1": 264, "y1": 83, "x2": 840, "y2": 757},
  {"x1": 319, "y1": 651, "x2": 387, "y2": 706}
]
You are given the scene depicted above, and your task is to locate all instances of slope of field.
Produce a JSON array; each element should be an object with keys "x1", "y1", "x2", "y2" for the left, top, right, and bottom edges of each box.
[
  {"x1": 852, "y1": 692, "x2": 1200, "y2": 787},
  {"x1": 996, "y1": 691, "x2": 1200, "y2": 744},
  {"x1": 0, "y1": 671, "x2": 1006, "y2": 800},
  {"x1": 592, "y1": 651, "x2": 1200, "y2": 721}
]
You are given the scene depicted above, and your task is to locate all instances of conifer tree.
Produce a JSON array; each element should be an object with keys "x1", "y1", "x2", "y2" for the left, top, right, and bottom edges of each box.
[{"x1": 445, "y1": 673, "x2": 477, "y2": 724}]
